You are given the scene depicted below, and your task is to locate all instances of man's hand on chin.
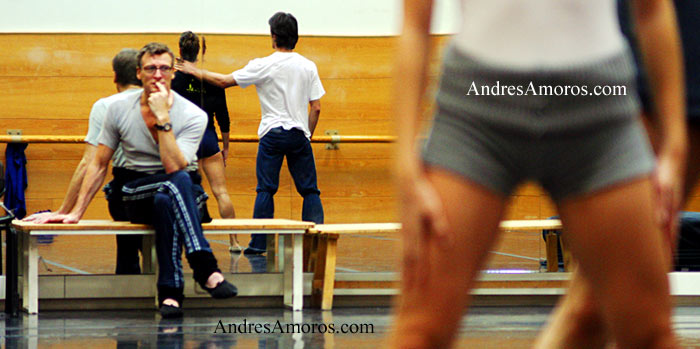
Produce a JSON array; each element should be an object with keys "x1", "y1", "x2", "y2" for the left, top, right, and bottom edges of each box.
[{"x1": 148, "y1": 82, "x2": 174, "y2": 122}]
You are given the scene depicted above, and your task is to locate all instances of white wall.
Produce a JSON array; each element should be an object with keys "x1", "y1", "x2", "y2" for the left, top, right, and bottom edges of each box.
[{"x1": 0, "y1": 0, "x2": 458, "y2": 36}]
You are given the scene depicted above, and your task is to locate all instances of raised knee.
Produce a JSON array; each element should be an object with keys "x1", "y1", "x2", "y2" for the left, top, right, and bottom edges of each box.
[
  {"x1": 169, "y1": 170, "x2": 192, "y2": 185},
  {"x1": 153, "y1": 192, "x2": 171, "y2": 207}
]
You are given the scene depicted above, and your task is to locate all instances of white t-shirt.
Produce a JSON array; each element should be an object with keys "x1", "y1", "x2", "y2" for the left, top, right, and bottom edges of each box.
[
  {"x1": 453, "y1": 0, "x2": 626, "y2": 68},
  {"x1": 98, "y1": 90, "x2": 207, "y2": 174},
  {"x1": 85, "y1": 89, "x2": 142, "y2": 167},
  {"x1": 232, "y1": 51, "x2": 325, "y2": 139}
]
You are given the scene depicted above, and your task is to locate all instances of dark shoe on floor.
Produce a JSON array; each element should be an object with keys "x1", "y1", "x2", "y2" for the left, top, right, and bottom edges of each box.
[
  {"x1": 159, "y1": 304, "x2": 183, "y2": 318},
  {"x1": 243, "y1": 247, "x2": 266, "y2": 255},
  {"x1": 203, "y1": 280, "x2": 238, "y2": 299}
]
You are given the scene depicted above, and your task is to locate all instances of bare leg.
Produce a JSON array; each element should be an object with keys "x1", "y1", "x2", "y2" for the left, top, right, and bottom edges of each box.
[
  {"x1": 536, "y1": 124, "x2": 700, "y2": 348},
  {"x1": 533, "y1": 268, "x2": 609, "y2": 349},
  {"x1": 554, "y1": 177, "x2": 676, "y2": 348},
  {"x1": 390, "y1": 167, "x2": 508, "y2": 348},
  {"x1": 200, "y1": 152, "x2": 241, "y2": 252}
]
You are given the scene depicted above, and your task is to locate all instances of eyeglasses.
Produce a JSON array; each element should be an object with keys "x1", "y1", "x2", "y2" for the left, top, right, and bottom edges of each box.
[{"x1": 142, "y1": 65, "x2": 173, "y2": 75}]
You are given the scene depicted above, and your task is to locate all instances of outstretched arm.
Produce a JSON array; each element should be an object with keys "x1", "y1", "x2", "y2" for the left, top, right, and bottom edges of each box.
[{"x1": 175, "y1": 60, "x2": 238, "y2": 88}]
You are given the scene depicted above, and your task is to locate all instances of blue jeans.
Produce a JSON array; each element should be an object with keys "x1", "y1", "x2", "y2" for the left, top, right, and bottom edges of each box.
[{"x1": 250, "y1": 127, "x2": 324, "y2": 250}]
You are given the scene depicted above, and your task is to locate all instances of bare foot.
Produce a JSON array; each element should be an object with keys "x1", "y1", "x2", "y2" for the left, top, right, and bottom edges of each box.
[
  {"x1": 205, "y1": 272, "x2": 224, "y2": 289},
  {"x1": 162, "y1": 298, "x2": 180, "y2": 307}
]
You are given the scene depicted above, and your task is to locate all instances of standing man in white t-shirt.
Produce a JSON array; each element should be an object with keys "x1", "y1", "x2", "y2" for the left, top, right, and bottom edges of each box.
[{"x1": 177, "y1": 12, "x2": 325, "y2": 254}]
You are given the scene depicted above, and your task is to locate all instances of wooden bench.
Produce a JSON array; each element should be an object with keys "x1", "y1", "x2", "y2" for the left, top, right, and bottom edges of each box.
[
  {"x1": 307, "y1": 220, "x2": 565, "y2": 310},
  {"x1": 500, "y1": 219, "x2": 568, "y2": 272},
  {"x1": 11, "y1": 218, "x2": 314, "y2": 314},
  {"x1": 306, "y1": 223, "x2": 401, "y2": 310}
]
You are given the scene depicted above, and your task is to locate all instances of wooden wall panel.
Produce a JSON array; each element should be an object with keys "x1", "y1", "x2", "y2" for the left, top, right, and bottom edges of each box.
[
  {"x1": 24, "y1": 160, "x2": 103, "y2": 199},
  {"x1": 0, "y1": 120, "x2": 90, "y2": 139},
  {"x1": 209, "y1": 194, "x2": 293, "y2": 221},
  {"x1": 315, "y1": 159, "x2": 394, "y2": 197},
  {"x1": 0, "y1": 77, "x2": 110, "y2": 119},
  {"x1": 313, "y1": 143, "x2": 395, "y2": 160},
  {"x1": 0, "y1": 77, "x2": 392, "y2": 121},
  {"x1": 292, "y1": 197, "x2": 398, "y2": 223},
  {"x1": 0, "y1": 34, "x2": 450, "y2": 80},
  {"x1": 22, "y1": 143, "x2": 85, "y2": 160}
]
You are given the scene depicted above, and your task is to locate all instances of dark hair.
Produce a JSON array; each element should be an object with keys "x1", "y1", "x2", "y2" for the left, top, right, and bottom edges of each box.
[
  {"x1": 179, "y1": 31, "x2": 199, "y2": 62},
  {"x1": 112, "y1": 48, "x2": 141, "y2": 86},
  {"x1": 268, "y1": 12, "x2": 298, "y2": 50},
  {"x1": 137, "y1": 42, "x2": 175, "y2": 68}
]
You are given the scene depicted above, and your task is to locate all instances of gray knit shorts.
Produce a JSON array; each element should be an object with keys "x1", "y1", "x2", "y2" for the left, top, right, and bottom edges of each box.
[{"x1": 422, "y1": 45, "x2": 655, "y2": 202}]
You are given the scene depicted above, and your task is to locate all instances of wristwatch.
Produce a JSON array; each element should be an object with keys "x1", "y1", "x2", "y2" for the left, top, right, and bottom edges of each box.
[{"x1": 155, "y1": 122, "x2": 172, "y2": 132}]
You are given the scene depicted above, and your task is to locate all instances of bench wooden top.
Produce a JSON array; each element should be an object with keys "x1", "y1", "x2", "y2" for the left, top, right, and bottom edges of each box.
[
  {"x1": 12, "y1": 218, "x2": 314, "y2": 233},
  {"x1": 308, "y1": 223, "x2": 402, "y2": 234},
  {"x1": 204, "y1": 219, "x2": 314, "y2": 230},
  {"x1": 499, "y1": 219, "x2": 562, "y2": 231},
  {"x1": 307, "y1": 219, "x2": 563, "y2": 235},
  {"x1": 12, "y1": 218, "x2": 560, "y2": 235}
]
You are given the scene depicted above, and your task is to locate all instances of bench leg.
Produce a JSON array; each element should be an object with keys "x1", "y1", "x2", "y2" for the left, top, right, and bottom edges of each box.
[
  {"x1": 313, "y1": 234, "x2": 338, "y2": 310},
  {"x1": 303, "y1": 234, "x2": 318, "y2": 273},
  {"x1": 278, "y1": 235, "x2": 285, "y2": 273},
  {"x1": 545, "y1": 231, "x2": 559, "y2": 272},
  {"x1": 21, "y1": 235, "x2": 38, "y2": 314},
  {"x1": 283, "y1": 234, "x2": 304, "y2": 311},
  {"x1": 266, "y1": 235, "x2": 277, "y2": 272},
  {"x1": 560, "y1": 233, "x2": 573, "y2": 272},
  {"x1": 17, "y1": 229, "x2": 24, "y2": 279},
  {"x1": 5, "y1": 225, "x2": 19, "y2": 316},
  {"x1": 28, "y1": 312, "x2": 39, "y2": 347}
]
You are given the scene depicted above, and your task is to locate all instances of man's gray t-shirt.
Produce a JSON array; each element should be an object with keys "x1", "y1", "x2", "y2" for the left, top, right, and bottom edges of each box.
[
  {"x1": 98, "y1": 89, "x2": 207, "y2": 173},
  {"x1": 85, "y1": 89, "x2": 142, "y2": 168}
]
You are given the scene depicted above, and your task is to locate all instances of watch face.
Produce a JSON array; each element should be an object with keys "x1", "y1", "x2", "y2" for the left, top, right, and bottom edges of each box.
[{"x1": 163, "y1": 123, "x2": 172, "y2": 131}]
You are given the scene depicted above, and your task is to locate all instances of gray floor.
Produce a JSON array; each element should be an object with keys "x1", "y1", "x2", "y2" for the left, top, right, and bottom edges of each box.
[{"x1": 4, "y1": 306, "x2": 700, "y2": 348}]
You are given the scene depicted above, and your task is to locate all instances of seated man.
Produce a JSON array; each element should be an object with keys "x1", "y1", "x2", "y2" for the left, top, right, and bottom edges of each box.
[
  {"x1": 45, "y1": 42, "x2": 237, "y2": 318},
  {"x1": 25, "y1": 48, "x2": 144, "y2": 274}
]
